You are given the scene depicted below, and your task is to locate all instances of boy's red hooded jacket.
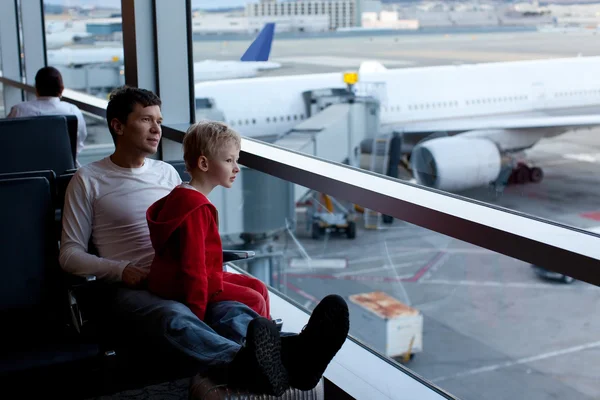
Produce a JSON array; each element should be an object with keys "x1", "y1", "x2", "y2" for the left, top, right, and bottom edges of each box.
[{"x1": 146, "y1": 186, "x2": 223, "y2": 321}]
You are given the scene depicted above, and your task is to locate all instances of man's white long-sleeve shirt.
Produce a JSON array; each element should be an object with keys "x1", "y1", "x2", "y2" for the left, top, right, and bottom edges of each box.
[
  {"x1": 8, "y1": 96, "x2": 88, "y2": 158},
  {"x1": 59, "y1": 156, "x2": 182, "y2": 281}
]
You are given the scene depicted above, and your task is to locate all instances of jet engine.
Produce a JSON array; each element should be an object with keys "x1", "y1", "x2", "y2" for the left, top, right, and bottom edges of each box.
[{"x1": 410, "y1": 136, "x2": 502, "y2": 192}]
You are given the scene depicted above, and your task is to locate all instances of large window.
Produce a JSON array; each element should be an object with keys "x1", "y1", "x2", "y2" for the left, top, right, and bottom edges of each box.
[
  {"x1": 191, "y1": 2, "x2": 600, "y2": 399},
  {"x1": 43, "y1": 0, "x2": 123, "y2": 161},
  {"x1": 191, "y1": 0, "x2": 600, "y2": 233},
  {"x1": 222, "y1": 163, "x2": 600, "y2": 400},
  {"x1": 0, "y1": 31, "x2": 4, "y2": 118}
]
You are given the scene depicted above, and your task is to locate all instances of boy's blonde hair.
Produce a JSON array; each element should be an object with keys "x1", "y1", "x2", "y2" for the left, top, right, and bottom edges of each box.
[{"x1": 183, "y1": 120, "x2": 241, "y2": 172}]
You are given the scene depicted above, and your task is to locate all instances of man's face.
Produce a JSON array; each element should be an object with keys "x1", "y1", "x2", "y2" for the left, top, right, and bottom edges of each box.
[
  {"x1": 112, "y1": 103, "x2": 163, "y2": 156},
  {"x1": 206, "y1": 141, "x2": 241, "y2": 189}
]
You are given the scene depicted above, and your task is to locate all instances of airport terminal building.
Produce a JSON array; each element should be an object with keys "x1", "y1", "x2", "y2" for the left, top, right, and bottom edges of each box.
[{"x1": 246, "y1": 0, "x2": 359, "y2": 31}]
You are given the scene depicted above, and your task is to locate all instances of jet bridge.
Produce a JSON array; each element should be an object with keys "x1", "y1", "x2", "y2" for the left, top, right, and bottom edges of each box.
[
  {"x1": 275, "y1": 88, "x2": 381, "y2": 202},
  {"x1": 56, "y1": 64, "x2": 125, "y2": 97},
  {"x1": 207, "y1": 87, "x2": 381, "y2": 282}
]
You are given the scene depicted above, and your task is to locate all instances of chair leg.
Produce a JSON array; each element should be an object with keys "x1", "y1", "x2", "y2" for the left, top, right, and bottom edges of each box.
[{"x1": 101, "y1": 349, "x2": 117, "y2": 395}]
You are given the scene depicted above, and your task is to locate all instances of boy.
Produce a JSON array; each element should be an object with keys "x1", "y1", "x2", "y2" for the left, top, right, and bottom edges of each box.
[{"x1": 146, "y1": 121, "x2": 270, "y2": 322}]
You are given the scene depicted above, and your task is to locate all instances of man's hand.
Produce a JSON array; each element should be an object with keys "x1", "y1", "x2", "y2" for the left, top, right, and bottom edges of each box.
[{"x1": 122, "y1": 264, "x2": 149, "y2": 288}]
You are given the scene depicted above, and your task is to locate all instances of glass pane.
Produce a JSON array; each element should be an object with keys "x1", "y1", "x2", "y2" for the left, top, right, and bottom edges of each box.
[
  {"x1": 78, "y1": 112, "x2": 114, "y2": 166},
  {"x1": 190, "y1": 1, "x2": 600, "y2": 236},
  {"x1": 43, "y1": 1, "x2": 124, "y2": 99},
  {"x1": 0, "y1": 82, "x2": 5, "y2": 118},
  {"x1": 42, "y1": 1, "x2": 122, "y2": 162},
  {"x1": 217, "y1": 164, "x2": 600, "y2": 400}
]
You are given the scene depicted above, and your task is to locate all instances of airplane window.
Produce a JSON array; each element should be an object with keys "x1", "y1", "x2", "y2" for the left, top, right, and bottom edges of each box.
[
  {"x1": 238, "y1": 120, "x2": 242, "y2": 125},
  {"x1": 294, "y1": 115, "x2": 298, "y2": 120},
  {"x1": 300, "y1": 114, "x2": 305, "y2": 119},
  {"x1": 280, "y1": 116, "x2": 284, "y2": 122},
  {"x1": 245, "y1": 119, "x2": 249, "y2": 125},
  {"x1": 287, "y1": 116, "x2": 291, "y2": 121},
  {"x1": 266, "y1": 117, "x2": 270, "y2": 122},
  {"x1": 252, "y1": 119, "x2": 256, "y2": 124},
  {"x1": 231, "y1": 121, "x2": 235, "y2": 126}
]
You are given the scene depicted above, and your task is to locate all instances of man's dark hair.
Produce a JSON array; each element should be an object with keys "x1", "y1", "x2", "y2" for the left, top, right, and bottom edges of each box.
[
  {"x1": 106, "y1": 86, "x2": 162, "y2": 144},
  {"x1": 35, "y1": 66, "x2": 64, "y2": 97}
]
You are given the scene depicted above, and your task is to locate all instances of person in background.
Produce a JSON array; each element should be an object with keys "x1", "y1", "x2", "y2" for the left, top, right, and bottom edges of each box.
[{"x1": 8, "y1": 66, "x2": 88, "y2": 165}]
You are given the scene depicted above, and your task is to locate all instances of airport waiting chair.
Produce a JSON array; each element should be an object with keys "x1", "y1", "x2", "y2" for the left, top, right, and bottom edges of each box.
[
  {"x1": 54, "y1": 170, "x2": 262, "y2": 394},
  {"x1": 0, "y1": 176, "x2": 111, "y2": 398},
  {"x1": 167, "y1": 159, "x2": 191, "y2": 182},
  {"x1": 0, "y1": 115, "x2": 75, "y2": 175},
  {"x1": 0, "y1": 170, "x2": 65, "y2": 242}
]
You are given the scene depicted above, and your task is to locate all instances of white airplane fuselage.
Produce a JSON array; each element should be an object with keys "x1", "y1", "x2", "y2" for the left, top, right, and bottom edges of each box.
[{"x1": 194, "y1": 56, "x2": 600, "y2": 139}]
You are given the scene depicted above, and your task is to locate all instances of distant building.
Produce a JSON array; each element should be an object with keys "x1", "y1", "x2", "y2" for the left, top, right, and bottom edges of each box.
[
  {"x1": 246, "y1": 0, "x2": 359, "y2": 31},
  {"x1": 85, "y1": 18, "x2": 122, "y2": 35},
  {"x1": 191, "y1": 14, "x2": 329, "y2": 34},
  {"x1": 362, "y1": 11, "x2": 419, "y2": 30}
]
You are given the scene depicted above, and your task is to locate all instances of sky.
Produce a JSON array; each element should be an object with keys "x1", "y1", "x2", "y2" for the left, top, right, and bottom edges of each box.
[{"x1": 45, "y1": 0, "x2": 249, "y2": 10}]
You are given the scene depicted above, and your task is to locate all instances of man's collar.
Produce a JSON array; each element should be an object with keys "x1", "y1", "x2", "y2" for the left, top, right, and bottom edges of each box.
[{"x1": 36, "y1": 96, "x2": 60, "y2": 102}]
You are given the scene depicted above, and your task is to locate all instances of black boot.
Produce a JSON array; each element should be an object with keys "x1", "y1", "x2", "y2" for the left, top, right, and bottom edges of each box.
[
  {"x1": 281, "y1": 294, "x2": 350, "y2": 391},
  {"x1": 226, "y1": 317, "x2": 290, "y2": 396}
]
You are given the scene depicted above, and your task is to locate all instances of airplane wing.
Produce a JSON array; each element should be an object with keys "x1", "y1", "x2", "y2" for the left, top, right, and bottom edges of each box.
[{"x1": 395, "y1": 114, "x2": 600, "y2": 134}]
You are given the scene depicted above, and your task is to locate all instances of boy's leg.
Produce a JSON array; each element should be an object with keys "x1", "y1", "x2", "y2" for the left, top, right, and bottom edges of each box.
[
  {"x1": 212, "y1": 280, "x2": 269, "y2": 319},
  {"x1": 223, "y1": 272, "x2": 271, "y2": 318},
  {"x1": 205, "y1": 299, "x2": 263, "y2": 345}
]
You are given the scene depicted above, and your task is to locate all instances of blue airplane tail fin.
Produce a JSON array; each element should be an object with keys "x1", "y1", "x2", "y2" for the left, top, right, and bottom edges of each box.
[{"x1": 241, "y1": 23, "x2": 275, "y2": 62}]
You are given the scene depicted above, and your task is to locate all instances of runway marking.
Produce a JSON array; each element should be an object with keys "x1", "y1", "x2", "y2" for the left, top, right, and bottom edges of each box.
[
  {"x1": 581, "y1": 212, "x2": 600, "y2": 222},
  {"x1": 285, "y1": 273, "x2": 413, "y2": 283},
  {"x1": 334, "y1": 261, "x2": 417, "y2": 277},
  {"x1": 562, "y1": 153, "x2": 600, "y2": 163},
  {"x1": 274, "y1": 56, "x2": 414, "y2": 68},
  {"x1": 430, "y1": 340, "x2": 600, "y2": 383},
  {"x1": 284, "y1": 281, "x2": 319, "y2": 305},
  {"x1": 285, "y1": 251, "x2": 447, "y2": 283},
  {"x1": 326, "y1": 246, "x2": 490, "y2": 261},
  {"x1": 418, "y1": 279, "x2": 597, "y2": 290},
  {"x1": 404, "y1": 252, "x2": 448, "y2": 282}
]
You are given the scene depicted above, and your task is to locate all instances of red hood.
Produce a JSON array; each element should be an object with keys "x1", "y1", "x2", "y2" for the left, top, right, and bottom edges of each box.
[{"x1": 147, "y1": 186, "x2": 211, "y2": 251}]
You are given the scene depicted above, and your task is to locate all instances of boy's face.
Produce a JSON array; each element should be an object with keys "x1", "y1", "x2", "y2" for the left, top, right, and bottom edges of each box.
[
  {"x1": 204, "y1": 141, "x2": 240, "y2": 189},
  {"x1": 112, "y1": 103, "x2": 163, "y2": 156}
]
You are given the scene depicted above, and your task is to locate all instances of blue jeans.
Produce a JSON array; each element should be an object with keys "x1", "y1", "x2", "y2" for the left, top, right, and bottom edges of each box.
[{"x1": 109, "y1": 287, "x2": 292, "y2": 372}]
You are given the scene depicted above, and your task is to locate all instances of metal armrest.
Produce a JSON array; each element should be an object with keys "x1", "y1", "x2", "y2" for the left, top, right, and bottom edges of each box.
[
  {"x1": 63, "y1": 273, "x2": 97, "y2": 334},
  {"x1": 222, "y1": 250, "x2": 255, "y2": 263},
  {"x1": 66, "y1": 273, "x2": 97, "y2": 288}
]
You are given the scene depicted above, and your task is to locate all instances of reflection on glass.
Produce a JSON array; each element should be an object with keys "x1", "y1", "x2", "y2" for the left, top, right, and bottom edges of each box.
[
  {"x1": 191, "y1": 1, "x2": 600, "y2": 236},
  {"x1": 221, "y1": 165, "x2": 599, "y2": 400},
  {"x1": 0, "y1": 82, "x2": 5, "y2": 118},
  {"x1": 78, "y1": 112, "x2": 115, "y2": 165},
  {"x1": 43, "y1": 0, "x2": 124, "y2": 99}
]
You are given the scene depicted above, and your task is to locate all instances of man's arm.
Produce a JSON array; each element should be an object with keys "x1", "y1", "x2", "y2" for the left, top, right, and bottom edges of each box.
[
  {"x1": 179, "y1": 206, "x2": 211, "y2": 321},
  {"x1": 59, "y1": 173, "x2": 130, "y2": 281},
  {"x1": 7, "y1": 105, "x2": 19, "y2": 118}
]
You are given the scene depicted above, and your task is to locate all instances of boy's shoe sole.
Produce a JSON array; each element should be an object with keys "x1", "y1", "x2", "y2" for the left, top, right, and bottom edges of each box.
[{"x1": 245, "y1": 317, "x2": 290, "y2": 396}]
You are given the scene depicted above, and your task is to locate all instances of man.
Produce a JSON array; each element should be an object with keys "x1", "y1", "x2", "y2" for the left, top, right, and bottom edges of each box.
[
  {"x1": 59, "y1": 86, "x2": 349, "y2": 395},
  {"x1": 8, "y1": 66, "x2": 88, "y2": 164}
]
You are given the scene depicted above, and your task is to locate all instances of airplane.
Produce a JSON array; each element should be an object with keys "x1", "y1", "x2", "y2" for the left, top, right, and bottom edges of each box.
[
  {"x1": 46, "y1": 23, "x2": 280, "y2": 81},
  {"x1": 193, "y1": 55, "x2": 600, "y2": 192},
  {"x1": 193, "y1": 22, "x2": 281, "y2": 81}
]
